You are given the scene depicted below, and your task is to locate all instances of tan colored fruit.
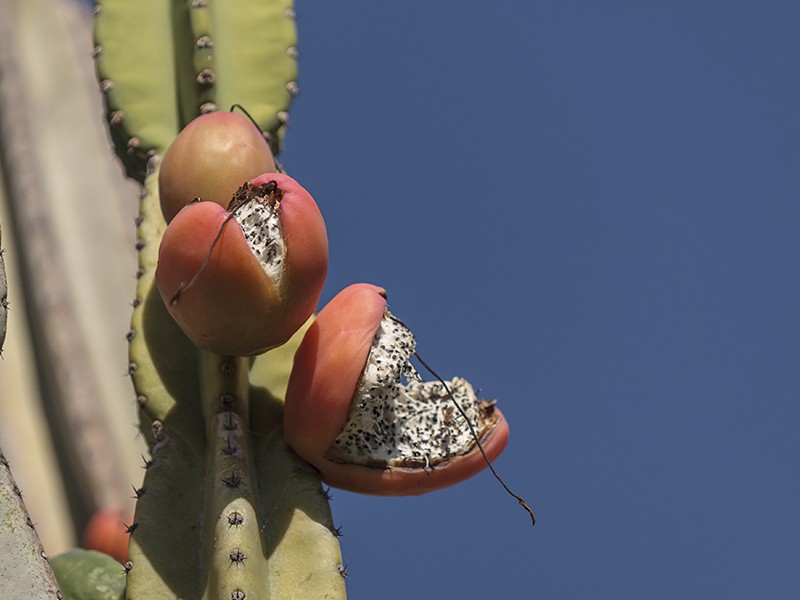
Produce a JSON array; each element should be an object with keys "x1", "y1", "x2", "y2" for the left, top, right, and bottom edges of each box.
[{"x1": 158, "y1": 111, "x2": 276, "y2": 223}]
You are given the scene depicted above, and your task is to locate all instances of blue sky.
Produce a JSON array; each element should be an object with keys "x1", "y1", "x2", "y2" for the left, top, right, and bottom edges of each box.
[{"x1": 278, "y1": 2, "x2": 800, "y2": 598}]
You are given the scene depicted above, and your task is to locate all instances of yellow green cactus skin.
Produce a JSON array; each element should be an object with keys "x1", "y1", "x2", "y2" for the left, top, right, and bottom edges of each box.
[
  {"x1": 93, "y1": 0, "x2": 180, "y2": 181},
  {"x1": 93, "y1": 0, "x2": 297, "y2": 181}
]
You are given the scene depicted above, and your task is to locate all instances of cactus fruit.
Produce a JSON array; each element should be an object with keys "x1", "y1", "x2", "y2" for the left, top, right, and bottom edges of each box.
[
  {"x1": 158, "y1": 111, "x2": 277, "y2": 224},
  {"x1": 155, "y1": 173, "x2": 328, "y2": 356},
  {"x1": 82, "y1": 509, "x2": 132, "y2": 563},
  {"x1": 285, "y1": 284, "x2": 510, "y2": 495}
]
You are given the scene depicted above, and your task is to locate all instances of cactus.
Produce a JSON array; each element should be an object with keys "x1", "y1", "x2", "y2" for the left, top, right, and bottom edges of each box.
[
  {"x1": 93, "y1": 1, "x2": 345, "y2": 598},
  {"x1": 0, "y1": 1, "x2": 527, "y2": 598},
  {"x1": 0, "y1": 452, "x2": 62, "y2": 598}
]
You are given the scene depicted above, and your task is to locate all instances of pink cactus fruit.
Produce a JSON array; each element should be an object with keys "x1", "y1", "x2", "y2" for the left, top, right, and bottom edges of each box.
[
  {"x1": 155, "y1": 173, "x2": 328, "y2": 356},
  {"x1": 82, "y1": 509, "x2": 132, "y2": 562},
  {"x1": 158, "y1": 111, "x2": 276, "y2": 224},
  {"x1": 285, "y1": 283, "x2": 510, "y2": 495}
]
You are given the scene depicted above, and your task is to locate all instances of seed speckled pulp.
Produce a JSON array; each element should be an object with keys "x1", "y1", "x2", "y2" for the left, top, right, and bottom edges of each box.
[
  {"x1": 328, "y1": 311, "x2": 500, "y2": 468},
  {"x1": 229, "y1": 182, "x2": 284, "y2": 282}
]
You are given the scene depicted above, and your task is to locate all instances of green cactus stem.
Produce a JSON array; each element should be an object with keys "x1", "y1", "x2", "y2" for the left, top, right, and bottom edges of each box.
[
  {"x1": 125, "y1": 167, "x2": 345, "y2": 599},
  {"x1": 93, "y1": 0, "x2": 297, "y2": 181},
  {"x1": 0, "y1": 451, "x2": 62, "y2": 598}
]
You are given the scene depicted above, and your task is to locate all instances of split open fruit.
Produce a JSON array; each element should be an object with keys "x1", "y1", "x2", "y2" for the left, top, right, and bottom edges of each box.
[
  {"x1": 155, "y1": 173, "x2": 328, "y2": 356},
  {"x1": 284, "y1": 283, "x2": 509, "y2": 495}
]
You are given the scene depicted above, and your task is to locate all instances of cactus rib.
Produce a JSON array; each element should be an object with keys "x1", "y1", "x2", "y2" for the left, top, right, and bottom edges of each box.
[
  {"x1": 93, "y1": 0, "x2": 181, "y2": 181},
  {"x1": 199, "y1": 352, "x2": 269, "y2": 600},
  {"x1": 208, "y1": 0, "x2": 297, "y2": 153}
]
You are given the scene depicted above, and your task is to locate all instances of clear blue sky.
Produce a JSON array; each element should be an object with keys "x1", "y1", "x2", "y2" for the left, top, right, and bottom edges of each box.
[{"x1": 278, "y1": 2, "x2": 800, "y2": 599}]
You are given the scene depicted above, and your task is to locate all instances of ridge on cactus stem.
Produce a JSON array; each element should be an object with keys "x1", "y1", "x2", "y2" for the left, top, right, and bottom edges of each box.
[
  {"x1": 158, "y1": 110, "x2": 276, "y2": 223},
  {"x1": 284, "y1": 283, "x2": 514, "y2": 497},
  {"x1": 155, "y1": 173, "x2": 328, "y2": 356}
]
